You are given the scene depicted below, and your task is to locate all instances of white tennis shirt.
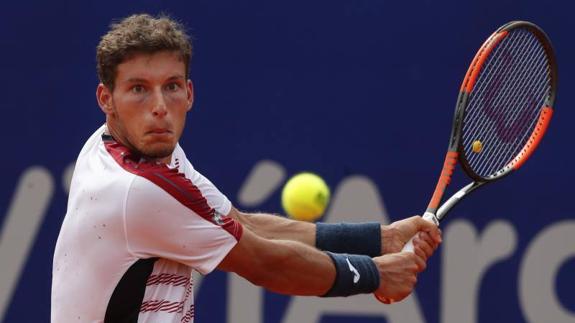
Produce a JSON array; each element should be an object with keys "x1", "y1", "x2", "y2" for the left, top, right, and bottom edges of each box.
[{"x1": 52, "y1": 125, "x2": 242, "y2": 322}]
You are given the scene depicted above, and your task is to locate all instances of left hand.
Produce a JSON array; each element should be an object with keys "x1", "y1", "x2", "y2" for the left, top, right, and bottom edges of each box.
[{"x1": 380, "y1": 216, "x2": 442, "y2": 259}]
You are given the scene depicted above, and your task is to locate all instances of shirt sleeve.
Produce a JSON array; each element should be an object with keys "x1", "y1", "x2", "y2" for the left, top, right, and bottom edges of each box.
[
  {"x1": 123, "y1": 169, "x2": 241, "y2": 275},
  {"x1": 184, "y1": 159, "x2": 232, "y2": 217}
]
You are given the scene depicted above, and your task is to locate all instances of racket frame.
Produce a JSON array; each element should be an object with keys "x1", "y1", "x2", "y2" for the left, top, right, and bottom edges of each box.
[
  {"x1": 374, "y1": 20, "x2": 556, "y2": 305},
  {"x1": 429, "y1": 21, "x2": 557, "y2": 223}
]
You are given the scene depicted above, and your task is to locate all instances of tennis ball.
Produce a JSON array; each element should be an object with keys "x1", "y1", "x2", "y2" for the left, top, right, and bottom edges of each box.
[
  {"x1": 281, "y1": 172, "x2": 330, "y2": 222},
  {"x1": 472, "y1": 140, "x2": 483, "y2": 153}
]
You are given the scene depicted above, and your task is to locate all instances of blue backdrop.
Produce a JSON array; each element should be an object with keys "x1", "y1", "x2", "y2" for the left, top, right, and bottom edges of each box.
[{"x1": 1, "y1": 1, "x2": 573, "y2": 322}]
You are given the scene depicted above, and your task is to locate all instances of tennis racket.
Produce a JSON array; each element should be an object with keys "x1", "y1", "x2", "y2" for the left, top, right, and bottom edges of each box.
[{"x1": 376, "y1": 20, "x2": 557, "y2": 304}]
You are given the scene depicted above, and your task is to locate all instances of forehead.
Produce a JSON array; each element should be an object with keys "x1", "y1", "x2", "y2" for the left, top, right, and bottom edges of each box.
[{"x1": 115, "y1": 51, "x2": 186, "y2": 82}]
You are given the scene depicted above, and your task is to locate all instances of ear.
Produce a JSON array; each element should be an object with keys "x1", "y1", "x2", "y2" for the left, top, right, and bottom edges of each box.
[
  {"x1": 96, "y1": 83, "x2": 114, "y2": 115},
  {"x1": 186, "y1": 79, "x2": 194, "y2": 112}
]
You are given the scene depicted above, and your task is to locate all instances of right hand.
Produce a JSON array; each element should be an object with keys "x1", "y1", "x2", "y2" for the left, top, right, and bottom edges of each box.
[{"x1": 372, "y1": 251, "x2": 426, "y2": 303}]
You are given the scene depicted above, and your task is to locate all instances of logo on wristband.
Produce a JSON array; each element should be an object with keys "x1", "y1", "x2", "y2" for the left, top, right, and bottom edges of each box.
[{"x1": 346, "y1": 257, "x2": 360, "y2": 284}]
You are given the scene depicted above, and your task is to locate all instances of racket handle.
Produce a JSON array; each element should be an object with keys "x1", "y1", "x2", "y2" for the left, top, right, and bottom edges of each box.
[
  {"x1": 374, "y1": 212, "x2": 438, "y2": 304},
  {"x1": 401, "y1": 212, "x2": 439, "y2": 252}
]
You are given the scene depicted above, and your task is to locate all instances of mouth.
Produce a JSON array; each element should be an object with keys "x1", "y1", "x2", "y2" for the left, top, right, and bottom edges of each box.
[
  {"x1": 147, "y1": 128, "x2": 173, "y2": 135},
  {"x1": 145, "y1": 128, "x2": 174, "y2": 140}
]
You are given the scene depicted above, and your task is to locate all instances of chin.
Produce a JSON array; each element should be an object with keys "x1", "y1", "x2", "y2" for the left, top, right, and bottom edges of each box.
[{"x1": 139, "y1": 143, "x2": 176, "y2": 159}]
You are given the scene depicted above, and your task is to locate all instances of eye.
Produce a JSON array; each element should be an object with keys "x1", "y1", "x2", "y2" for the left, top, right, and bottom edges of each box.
[
  {"x1": 131, "y1": 85, "x2": 145, "y2": 94},
  {"x1": 165, "y1": 82, "x2": 181, "y2": 92}
]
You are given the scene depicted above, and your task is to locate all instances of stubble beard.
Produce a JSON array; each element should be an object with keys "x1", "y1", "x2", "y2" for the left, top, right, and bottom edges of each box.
[
  {"x1": 108, "y1": 110, "x2": 177, "y2": 161},
  {"x1": 137, "y1": 143, "x2": 175, "y2": 160}
]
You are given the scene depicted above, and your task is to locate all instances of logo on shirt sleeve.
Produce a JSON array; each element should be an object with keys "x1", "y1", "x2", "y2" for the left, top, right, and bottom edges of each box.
[{"x1": 212, "y1": 210, "x2": 226, "y2": 226}]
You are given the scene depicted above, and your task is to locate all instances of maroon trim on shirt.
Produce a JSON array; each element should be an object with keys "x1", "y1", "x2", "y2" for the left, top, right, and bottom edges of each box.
[
  {"x1": 103, "y1": 137, "x2": 242, "y2": 240},
  {"x1": 182, "y1": 304, "x2": 195, "y2": 323},
  {"x1": 139, "y1": 299, "x2": 184, "y2": 313},
  {"x1": 146, "y1": 273, "x2": 190, "y2": 287}
]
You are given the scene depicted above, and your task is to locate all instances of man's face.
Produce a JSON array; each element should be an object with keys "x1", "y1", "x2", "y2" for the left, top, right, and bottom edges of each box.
[{"x1": 97, "y1": 51, "x2": 193, "y2": 161}]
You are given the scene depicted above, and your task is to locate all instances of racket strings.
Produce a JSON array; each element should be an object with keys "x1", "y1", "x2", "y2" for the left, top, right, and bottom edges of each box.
[
  {"x1": 473, "y1": 58, "x2": 549, "y2": 175},
  {"x1": 466, "y1": 32, "x2": 543, "y2": 143},
  {"x1": 468, "y1": 42, "x2": 549, "y2": 174},
  {"x1": 467, "y1": 54, "x2": 549, "y2": 177},
  {"x1": 461, "y1": 28, "x2": 552, "y2": 178},
  {"x1": 464, "y1": 32, "x2": 541, "y2": 166},
  {"x1": 478, "y1": 37, "x2": 548, "y2": 146},
  {"x1": 467, "y1": 50, "x2": 549, "y2": 178},
  {"x1": 464, "y1": 34, "x2": 538, "y2": 145},
  {"x1": 463, "y1": 34, "x2": 530, "y2": 138},
  {"x1": 473, "y1": 45, "x2": 549, "y2": 173}
]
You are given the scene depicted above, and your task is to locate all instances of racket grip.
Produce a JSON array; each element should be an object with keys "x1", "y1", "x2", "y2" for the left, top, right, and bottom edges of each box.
[
  {"x1": 374, "y1": 212, "x2": 439, "y2": 304},
  {"x1": 401, "y1": 212, "x2": 439, "y2": 253}
]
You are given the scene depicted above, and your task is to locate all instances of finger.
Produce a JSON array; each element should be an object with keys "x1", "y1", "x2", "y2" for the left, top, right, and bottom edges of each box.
[
  {"x1": 413, "y1": 236, "x2": 434, "y2": 259},
  {"x1": 417, "y1": 218, "x2": 442, "y2": 246},
  {"x1": 413, "y1": 244, "x2": 426, "y2": 260},
  {"x1": 431, "y1": 227, "x2": 443, "y2": 244},
  {"x1": 413, "y1": 216, "x2": 439, "y2": 234},
  {"x1": 374, "y1": 293, "x2": 392, "y2": 304},
  {"x1": 412, "y1": 253, "x2": 427, "y2": 272},
  {"x1": 420, "y1": 231, "x2": 440, "y2": 250},
  {"x1": 410, "y1": 274, "x2": 418, "y2": 288},
  {"x1": 411, "y1": 236, "x2": 426, "y2": 259}
]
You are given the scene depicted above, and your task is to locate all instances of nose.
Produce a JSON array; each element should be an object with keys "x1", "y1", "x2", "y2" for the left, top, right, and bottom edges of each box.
[{"x1": 151, "y1": 88, "x2": 168, "y2": 117}]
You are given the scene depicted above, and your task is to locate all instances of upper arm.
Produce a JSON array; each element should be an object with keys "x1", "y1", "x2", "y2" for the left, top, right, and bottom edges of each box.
[{"x1": 124, "y1": 174, "x2": 242, "y2": 274}]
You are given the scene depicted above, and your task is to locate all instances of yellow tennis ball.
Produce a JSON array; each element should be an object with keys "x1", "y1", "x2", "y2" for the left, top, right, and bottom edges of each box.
[
  {"x1": 472, "y1": 140, "x2": 483, "y2": 153},
  {"x1": 281, "y1": 172, "x2": 330, "y2": 222}
]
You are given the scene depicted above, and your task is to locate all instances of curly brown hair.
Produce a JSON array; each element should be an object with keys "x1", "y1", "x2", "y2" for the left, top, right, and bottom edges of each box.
[{"x1": 97, "y1": 14, "x2": 192, "y2": 90}]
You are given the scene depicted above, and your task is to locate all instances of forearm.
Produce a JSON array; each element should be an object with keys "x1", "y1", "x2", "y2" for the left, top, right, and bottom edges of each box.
[
  {"x1": 253, "y1": 239, "x2": 334, "y2": 295},
  {"x1": 232, "y1": 209, "x2": 316, "y2": 246},
  {"x1": 229, "y1": 208, "x2": 387, "y2": 256},
  {"x1": 218, "y1": 227, "x2": 332, "y2": 296}
]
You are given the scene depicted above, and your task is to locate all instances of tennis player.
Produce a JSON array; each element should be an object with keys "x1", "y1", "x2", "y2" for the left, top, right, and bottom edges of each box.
[{"x1": 51, "y1": 14, "x2": 441, "y2": 323}]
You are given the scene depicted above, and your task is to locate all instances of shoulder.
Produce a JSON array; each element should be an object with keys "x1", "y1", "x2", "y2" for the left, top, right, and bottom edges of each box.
[{"x1": 103, "y1": 139, "x2": 226, "y2": 223}]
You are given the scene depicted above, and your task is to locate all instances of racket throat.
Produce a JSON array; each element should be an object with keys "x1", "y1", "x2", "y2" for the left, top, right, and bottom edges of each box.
[
  {"x1": 426, "y1": 151, "x2": 458, "y2": 213},
  {"x1": 435, "y1": 181, "x2": 485, "y2": 221},
  {"x1": 422, "y1": 212, "x2": 440, "y2": 226}
]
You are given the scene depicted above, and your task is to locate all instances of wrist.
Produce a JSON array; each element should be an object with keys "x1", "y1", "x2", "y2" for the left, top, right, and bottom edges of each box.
[
  {"x1": 316, "y1": 222, "x2": 381, "y2": 257},
  {"x1": 322, "y1": 252, "x2": 380, "y2": 297}
]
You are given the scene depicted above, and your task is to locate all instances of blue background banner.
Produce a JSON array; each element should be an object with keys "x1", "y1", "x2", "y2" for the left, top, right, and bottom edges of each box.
[{"x1": 0, "y1": 1, "x2": 573, "y2": 322}]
